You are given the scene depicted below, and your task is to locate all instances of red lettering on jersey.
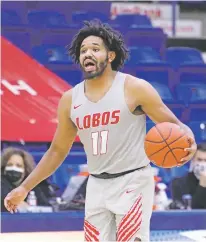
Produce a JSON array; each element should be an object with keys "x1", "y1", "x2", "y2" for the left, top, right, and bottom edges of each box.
[
  {"x1": 76, "y1": 110, "x2": 120, "y2": 130},
  {"x1": 76, "y1": 117, "x2": 83, "y2": 130},
  {"x1": 92, "y1": 113, "x2": 101, "y2": 127},
  {"x1": 102, "y1": 112, "x2": 110, "y2": 125},
  {"x1": 84, "y1": 115, "x2": 91, "y2": 129},
  {"x1": 111, "y1": 110, "x2": 120, "y2": 124}
]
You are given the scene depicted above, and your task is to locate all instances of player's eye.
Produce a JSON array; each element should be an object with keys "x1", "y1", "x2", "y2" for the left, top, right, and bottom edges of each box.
[
  {"x1": 81, "y1": 49, "x2": 86, "y2": 54},
  {"x1": 93, "y1": 48, "x2": 99, "y2": 52}
]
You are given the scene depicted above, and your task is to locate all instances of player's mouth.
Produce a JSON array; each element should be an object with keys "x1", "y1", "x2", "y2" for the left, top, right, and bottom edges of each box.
[{"x1": 84, "y1": 59, "x2": 96, "y2": 72}]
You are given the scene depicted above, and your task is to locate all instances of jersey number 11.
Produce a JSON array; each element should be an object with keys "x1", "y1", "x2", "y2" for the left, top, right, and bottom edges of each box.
[{"x1": 91, "y1": 131, "x2": 109, "y2": 155}]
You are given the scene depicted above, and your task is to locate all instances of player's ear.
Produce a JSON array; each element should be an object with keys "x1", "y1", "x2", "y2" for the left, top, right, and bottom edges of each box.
[{"x1": 108, "y1": 51, "x2": 116, "y2": 63}]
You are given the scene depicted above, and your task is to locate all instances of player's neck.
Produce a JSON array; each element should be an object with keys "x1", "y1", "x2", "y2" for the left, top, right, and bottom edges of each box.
[{"x1": 86, "y1": 68, "x2": 117, "y2": 89}]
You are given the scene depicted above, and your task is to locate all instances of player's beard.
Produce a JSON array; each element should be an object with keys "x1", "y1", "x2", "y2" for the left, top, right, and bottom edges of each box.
[{"x1": 82, "y1": 56, "x2": 108, "y2": 80}]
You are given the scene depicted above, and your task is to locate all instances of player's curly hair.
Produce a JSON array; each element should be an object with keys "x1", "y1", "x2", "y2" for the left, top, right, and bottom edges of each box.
[{"x1": 68, "y1": 19, "x2": 129, "y2": 71}]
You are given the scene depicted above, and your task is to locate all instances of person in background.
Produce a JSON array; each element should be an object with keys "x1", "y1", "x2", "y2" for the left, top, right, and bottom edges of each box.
[
  {"x1": 170, "y1": 143, "x2": 206, "y2": 209},
  {"x1": 1, "y1": 147, "x2": 56, "y2": 212}
]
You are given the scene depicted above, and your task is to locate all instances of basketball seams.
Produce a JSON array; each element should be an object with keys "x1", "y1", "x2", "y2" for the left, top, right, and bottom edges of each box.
[
  {"x1": 155, "y1": 125, "x2": 178, "y2": 166},
  {"x1": 146, "y1": 133, "x2": 186, "y2": 158},
  {"x1": 170, "y1": 147, "x2": 189, "y2": 166},
  {"x1": 145, "y1": 127, "x2": 172, "y2": 143},
  {"x1": 145, "y1": 123, "x2": 190, "y2": 168},
  {"x1": 161, "y1": 149, "x2": 174, "y2": 168}
]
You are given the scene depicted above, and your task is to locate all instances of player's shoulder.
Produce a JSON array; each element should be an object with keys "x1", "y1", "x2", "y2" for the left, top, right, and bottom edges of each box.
[
  {"x1": 61, "y1": 88, "x2": 73, "y2": 101},
  {"x1": 124, "y1": 73, "x2": 151, "y2": 92},
  {"x1": 58, "y1": 88, "x2": 73, "y2": 111}
]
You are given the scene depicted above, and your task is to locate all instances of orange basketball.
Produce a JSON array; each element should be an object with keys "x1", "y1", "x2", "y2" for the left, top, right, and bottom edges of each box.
[{"x1": 144, "y1": 122, "x2": 191, "y2": 168}]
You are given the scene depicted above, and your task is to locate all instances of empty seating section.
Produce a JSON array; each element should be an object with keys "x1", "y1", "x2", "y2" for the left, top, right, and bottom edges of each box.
[
  {"x1": 27, "y1": 11, "x2": 70, "y2": 28},
  {"x1": 166, "y1": 47, "x2": 205, "y2": 68},
  {"x1": 31, "y1": 45, "x2": 73, "y2": 64},
  {"x1": 72, "y1": 11, "x2": 109, "y2": 23},
  {"x1": 111, "y1": 14, "x2": 152, "y2": 27},
  {"x1": 2, "y1": 9, "x2": 23, "y2": 26},
  {"x1": 1, "y1": 3, "x2": 206, "y2": 189}
]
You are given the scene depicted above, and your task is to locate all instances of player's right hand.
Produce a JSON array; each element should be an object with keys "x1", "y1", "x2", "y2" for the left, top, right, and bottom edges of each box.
[{"x1": 4, "y1": 186, "x2": 29, "y2": 213}]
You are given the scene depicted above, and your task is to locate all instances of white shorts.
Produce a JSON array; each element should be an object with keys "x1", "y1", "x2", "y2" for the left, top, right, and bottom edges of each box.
[{"x1": 84, "y1": 165, "x2": 155, "y2": 241}]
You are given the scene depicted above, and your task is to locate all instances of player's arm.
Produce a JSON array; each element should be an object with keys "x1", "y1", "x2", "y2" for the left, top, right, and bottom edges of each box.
[
  {"x1": 21, "y1": 90, "x2": 77, "y2": 190},
  {"x1": 4, "y1": 90, "x2": 77, "y2": 212},
  {"x1": 128, "y1": 76, "x2": 197, "y2": 162}
]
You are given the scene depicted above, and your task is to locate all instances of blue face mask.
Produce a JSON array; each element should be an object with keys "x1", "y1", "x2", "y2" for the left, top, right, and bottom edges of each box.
[{"x1": 4, "y1": 166, "x2": 24, "y2": 183}]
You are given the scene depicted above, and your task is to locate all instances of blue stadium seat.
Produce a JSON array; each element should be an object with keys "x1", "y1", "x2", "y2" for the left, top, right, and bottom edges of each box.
[
  {"x1": 126, "y1": 29, "x2": 166, "y2": 58},
  {"x1": 188, "y1": 122, "x2": 206, "y2": 143},
  {"x1": 176, "y1": 83, "x2": 206, "y2": 105},
  {"x1": 166, "y1": 47, "x2": 205, "y2": 69},
  {"x1": 166, "y1": 48, "x2": 206, "y2": 87},
  {"x1": 72, "y1": 11, "x2": 108, "y2": 23},
  {"x1": 27, "y1": 10, "x2": 69, "y2": 28},
  {"x1": 51, "y1": 164, "x2": 78, "y2": 191},
  {"x1": 150, "y1": 82, "x2": 174, "y2": 104},
  {"x1": 41, "y1": 33, "x2": 73, "y2": 47},
  {"x1": 31, "y1": 45, "x2": 73, "y2": 64},
  {"x1": 179, "y1": 71, "x2": 206, "y2": 85},
  {"x1": 127, "y1": 46, "x2": 163, "y2": 65},
  {"x1": 135, "y1": 64, "x2": 173, "y2": 87},
  {"x1": 2, "y1": 9, "x2": 23, "y2": 26},
  {"x1": 190, "y1": 109, "x2": 206, "y2": 122},
  {"x1": 54, "y1": 70, "x2": 82, "y2": 86},
  {"x1": 112, "y1": 14, "x2": 152, "y2": 27},
  {"x1": 2, "y1": 32, "x2": 31, "y2": 54}
]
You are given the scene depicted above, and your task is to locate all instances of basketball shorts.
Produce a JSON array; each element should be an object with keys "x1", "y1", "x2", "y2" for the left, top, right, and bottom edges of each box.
[{"x1": 84, "y1": 165, "x2": 155, "y2": 241}]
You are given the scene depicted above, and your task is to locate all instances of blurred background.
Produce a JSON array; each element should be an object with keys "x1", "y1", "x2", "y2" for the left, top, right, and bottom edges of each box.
[{"x1": 1, "y1": 0, "x2": 206, "y2": 241}]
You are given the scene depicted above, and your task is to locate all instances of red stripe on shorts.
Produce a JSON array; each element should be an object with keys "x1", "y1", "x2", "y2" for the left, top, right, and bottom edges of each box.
[
  {"x1": 117, "y1": 195, "x2": 142, "y2": 241},
  {"x1": 84, "y1": 220, "x2": 100, "y2": 241}
]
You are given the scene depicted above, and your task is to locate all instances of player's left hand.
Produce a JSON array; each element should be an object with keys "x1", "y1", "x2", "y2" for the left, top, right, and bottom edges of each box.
[{"x1": 180, "y1": 136, "x2": 197, "y2": 163}]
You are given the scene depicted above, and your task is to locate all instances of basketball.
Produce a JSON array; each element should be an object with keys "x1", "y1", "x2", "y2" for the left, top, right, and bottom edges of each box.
[{"x1": 144, "y1": 122, "x2": 191, "y2": 168}]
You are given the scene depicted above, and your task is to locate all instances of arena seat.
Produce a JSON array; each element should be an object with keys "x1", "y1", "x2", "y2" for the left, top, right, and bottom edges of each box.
[
  {"x1": 176, "y1": 82, "x2": 206, "y2": 105},
  {"x1": 190, "y1": 109, "x2": 206, "y2": 121},
  {"x1": 27, "y1": 10, "x2": 69, "y2": 28},
  {"x1": 51, "y1": 164, "x2": 80, "y2": 191},
  {"x1": 179, "y1": 71, "x2": 206, "y2": 84},
  {"x1": 166, "y1": 47, "x2": 205, "y2": 68},
  {"x1": 1, "y1": 32, "x2": 31, "y2": 54},
  {"x1": 72, "y1": 11, "x2": 108, "y2": 24},
  {"x1": 2, "y1": 9, "x2": 23, "y2": 26},
  {"x1": 127, "y1": 46, "x2": 163, "y2": 65},
  {"x1": 150, "y1": 82, "x2": 175, "y2": 104},
  {"x1": 135, "y1": 64, "x2": 173, "y2": 88},
  {"x1": 112, "y1": 14, "x2": 152, "y2": 27},
  {"x1": 31, "y1": 44, "x2": 73, "y2": 64},
  {"x1": 188, "y1": 121, "x2": 206, "y2": 143},
  {"x1": 126, "y1": 29, "x2": 166, "y2": 58}
]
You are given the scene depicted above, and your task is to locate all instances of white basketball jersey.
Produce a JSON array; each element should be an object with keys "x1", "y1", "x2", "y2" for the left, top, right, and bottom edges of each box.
[{"x1": 70, "y1": 72, "x2": 150, "y2": 174}]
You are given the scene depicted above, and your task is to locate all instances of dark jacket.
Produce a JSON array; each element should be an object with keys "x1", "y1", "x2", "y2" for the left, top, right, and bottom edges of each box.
[
  {"x1": 171, "y1": 172, "x2": 206, "y2": 209},
  {"x1": 1, "y1": 175, "x2": 55, "y2": 212}
]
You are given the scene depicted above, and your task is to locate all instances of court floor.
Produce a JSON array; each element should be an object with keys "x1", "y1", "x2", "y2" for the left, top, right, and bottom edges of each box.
[
  {"x1": 0, "y1": 231, "x2": 84, "y2": 242},
  {"x1": 1, "y1": 230, "x2": 206, "y2": 242}
]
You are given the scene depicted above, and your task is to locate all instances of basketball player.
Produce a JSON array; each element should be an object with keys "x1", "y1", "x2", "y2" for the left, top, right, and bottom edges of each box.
[{"x1": 5, "y1": 20, "x2": 197, "y2": 241}]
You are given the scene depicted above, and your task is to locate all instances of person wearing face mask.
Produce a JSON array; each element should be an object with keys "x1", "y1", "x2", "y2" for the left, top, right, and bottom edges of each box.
[
  {"x1": 1, "y1": 147, "x2": 57, "y2": 212},
  {"x1": 170, "y1": 143, "x2": 206, "y2": 209}
]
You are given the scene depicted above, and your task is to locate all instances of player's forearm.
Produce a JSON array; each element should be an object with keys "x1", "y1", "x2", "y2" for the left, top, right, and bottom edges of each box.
[{"x1": 21, "y1": 148, "x2": 68, "y2": 192}]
